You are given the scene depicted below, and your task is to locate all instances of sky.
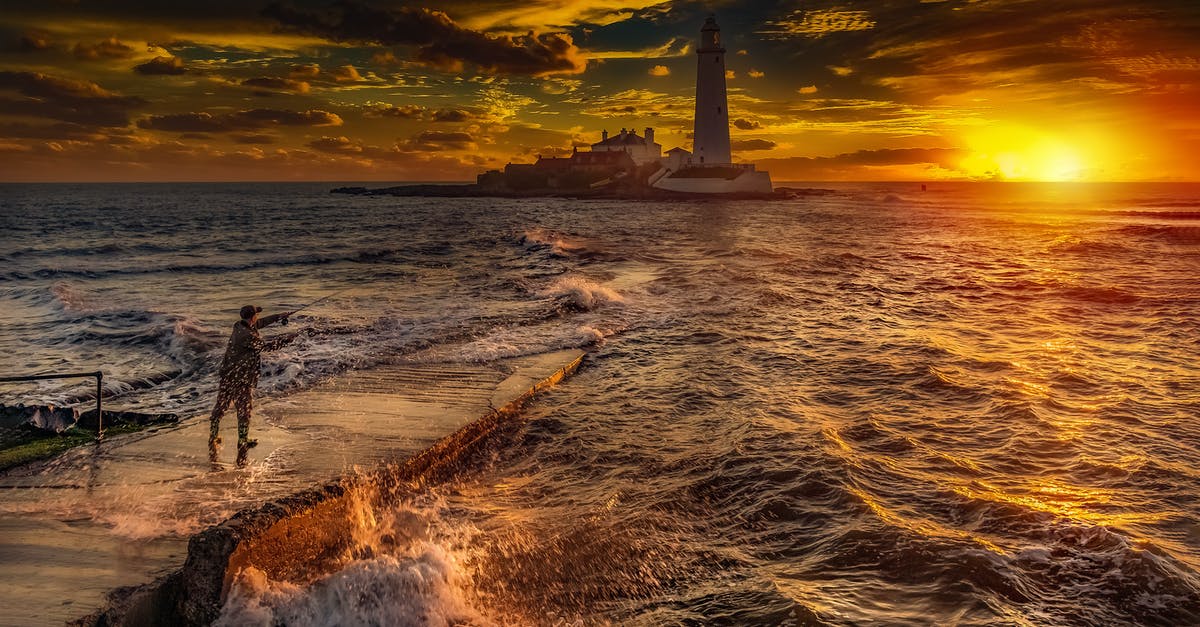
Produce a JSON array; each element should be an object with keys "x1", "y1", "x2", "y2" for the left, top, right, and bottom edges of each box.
[{"x1": 0, "y1": 0, "x2": 1197, "y2": 182}]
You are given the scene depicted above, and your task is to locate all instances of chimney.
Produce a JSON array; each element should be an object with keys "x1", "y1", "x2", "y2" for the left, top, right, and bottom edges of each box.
[
  {"x1": 602, "y1": 129, "x2": 608, "y2": 141},
  {"x1": 620, "y1": 128, "x2": 627, "y2": 138},
  {"x1": 645, "y1": 127, "x2": 655, "y2": 143}
]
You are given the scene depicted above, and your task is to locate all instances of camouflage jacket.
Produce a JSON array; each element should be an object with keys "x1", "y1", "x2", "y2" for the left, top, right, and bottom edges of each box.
[{"x1": 218, "y1": 313, "x2": 287, "y2": 385}]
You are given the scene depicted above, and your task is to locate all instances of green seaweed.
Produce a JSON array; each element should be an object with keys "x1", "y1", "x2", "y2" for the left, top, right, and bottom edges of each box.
[{"x1": 0, "y1": 424, "x2": 147, "y2": 472}]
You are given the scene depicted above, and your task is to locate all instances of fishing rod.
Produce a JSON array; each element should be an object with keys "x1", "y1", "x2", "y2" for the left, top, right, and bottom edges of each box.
[{"x1": 281, "y1": 289, "x2": 349, "y2": 325}]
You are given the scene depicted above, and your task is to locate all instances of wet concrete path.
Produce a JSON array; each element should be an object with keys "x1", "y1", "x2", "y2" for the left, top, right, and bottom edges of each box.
[{"x1": 0, "y1": 350, "x2": 584, "y2": 626}]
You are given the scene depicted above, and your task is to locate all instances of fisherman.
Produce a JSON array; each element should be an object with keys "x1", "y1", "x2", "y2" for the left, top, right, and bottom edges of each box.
[{"x1": 209, "y1": 304, "x2": 298, "y2": 450}]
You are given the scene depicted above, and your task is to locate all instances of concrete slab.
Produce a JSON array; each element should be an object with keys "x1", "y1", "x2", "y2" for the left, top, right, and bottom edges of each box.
[{"x1": 0, "y1": 349, "x2": 584, "y2": 626}]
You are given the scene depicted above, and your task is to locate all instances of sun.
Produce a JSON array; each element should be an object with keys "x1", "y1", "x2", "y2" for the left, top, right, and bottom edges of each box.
[
  {"x1": 959, "y1": 125, "x2": 1091, "y2": 181},
  {"x1": 1026, "y1": 141, "x2": 1085, "y2": 181}
]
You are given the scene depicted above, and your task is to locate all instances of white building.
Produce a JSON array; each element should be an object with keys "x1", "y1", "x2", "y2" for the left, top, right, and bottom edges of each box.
[
  {"x1": 653, "y1": 16, "x2": 773, "y2": 194},
  {"x1": 591, "y1": 127, "x2": 662, "y2": 166}
]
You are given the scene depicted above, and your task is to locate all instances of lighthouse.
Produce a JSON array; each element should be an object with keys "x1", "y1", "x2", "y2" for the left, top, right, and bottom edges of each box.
[
  {"x1": 692, "y1": 15, "x2": 731, "y2": 165},
  {"x1": 652, "y1": 15, "x2": 773, "y2": 193}
]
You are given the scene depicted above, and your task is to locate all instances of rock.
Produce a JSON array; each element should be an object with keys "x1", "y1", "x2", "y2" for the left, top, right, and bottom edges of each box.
[
  {"x1": 0, "y1": 404, "x2": 79, "y2": 433},
  {"x1": 76, "y1": 409, "x2": 179, "y2": 431}
]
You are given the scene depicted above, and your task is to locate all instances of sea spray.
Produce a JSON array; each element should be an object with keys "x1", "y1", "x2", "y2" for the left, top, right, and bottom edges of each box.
[
  {"x1": 538, "y1": 276, "x2": 625, "y2": 312},
  {"x1": 217, "y1": 490, "x2": 488, "y2": 627}
]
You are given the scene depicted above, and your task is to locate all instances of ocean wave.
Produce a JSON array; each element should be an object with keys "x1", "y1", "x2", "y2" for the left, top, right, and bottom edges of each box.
[
  {"x1": 1059, "y1": 285, "x2": 1141, "y2": 304},
  {"x1": 519, "y1": 227, "x2": 621, "y2": 261},
  {"x1": 1046, "y1": 234, "x2": 1131, "y2": 255},
  {"x1": 537, "y1": 276, "x2": 624, "y2": 313},
  {"x1": 6, "y1": 248, "x2": 414, "y2": 282},
  {"x1": 1112, "y1": 224, "x2": 1200, "y2": 245}
]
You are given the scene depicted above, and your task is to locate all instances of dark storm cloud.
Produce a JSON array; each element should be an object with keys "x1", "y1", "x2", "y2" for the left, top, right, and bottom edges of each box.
[
  {"x1": 134, "y1": 56, "x2": 187, "y2": 75},
  {"x1": 398, "y1": 129, "x2": 476, "y2": 151},
  {"x1": 73, "y1": 37, "x2": 137, "y2": 60},
  {"x1": 137, "y1": 108, "x2": 342, "y2": 132},
  {"x1": 732, "y1": 118, "x2": 761, "y2": 130},
  {"x1": 731, "y1": 138, "x2": 776, "y2": 151},
  {"x1": 241, "y1": 76, "x2": 310, "y2": 93},
  {"x1": 0, "y1": 71, "x2": 145, "y2": 127},
  {"x1": 262, "y1": 2, "x2": 586, "y2": 75}
]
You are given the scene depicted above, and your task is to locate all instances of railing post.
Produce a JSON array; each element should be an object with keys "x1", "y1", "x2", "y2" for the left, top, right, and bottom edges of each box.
[
  {"x1": 0, "y1": 370, "x2": 106, "y2": 440},
  {"x1": 95, "y1": 371, "x2": 103, "y2": 440}
]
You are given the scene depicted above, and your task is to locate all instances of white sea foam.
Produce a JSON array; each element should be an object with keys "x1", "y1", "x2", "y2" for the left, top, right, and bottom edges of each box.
[
  {"x1": 217, "y1": 548, "x2": 485, "y2": 627},
  {"x1": 539, "y1": 276, "x2": 625, "y2": 311}
]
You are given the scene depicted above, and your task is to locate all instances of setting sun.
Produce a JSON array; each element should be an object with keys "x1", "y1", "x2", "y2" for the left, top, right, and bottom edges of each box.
[{"x1": 959, "y1": 125, "x2": 1095, "y2": 181}]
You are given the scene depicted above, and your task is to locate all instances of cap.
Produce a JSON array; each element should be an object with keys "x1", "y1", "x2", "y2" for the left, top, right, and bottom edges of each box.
[{"x1": 239, "y1": 305, "x2": 263, "y2": 320}]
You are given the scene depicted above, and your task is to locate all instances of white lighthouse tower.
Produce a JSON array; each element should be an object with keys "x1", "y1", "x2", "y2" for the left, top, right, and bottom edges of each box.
[
  {"x1": 692, "y1": 15, "x2": 731, "y2": 165},
  {"x1": 653, "y1": 15, "x2": 773, "y2": 193}
]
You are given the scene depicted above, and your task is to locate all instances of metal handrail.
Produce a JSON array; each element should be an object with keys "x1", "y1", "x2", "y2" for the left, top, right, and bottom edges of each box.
[{"x1": 0, "y1": 371, "x2": 104, "y2": 438}]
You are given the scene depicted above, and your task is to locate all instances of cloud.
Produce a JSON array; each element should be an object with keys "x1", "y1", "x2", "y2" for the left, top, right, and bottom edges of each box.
[
  {"x1": 233, "y1": 133, "x2": 275, "y2": 144},
  {"x1": 648, "y1": 65, "x2": 670, "y2": 77},
  {"x1": 732, "y1": 139, "x2": 777, "y2": 151},
  {"x1": 432, "y1": 108, "x2": 474, "y2": 122},
  {"x1": 137, "y1": 108, "x2": 342, "y2": 132},
  {"x1": 263, "y1": 2, "x2": 586, "y2": 76},
  {"x1": 732, "y1": 118, "x2": 761, "y2": 130},
  {"x1": 541, "y1": 78, "x2": 581, "y2": 94},
  {"x1": 758, "y1": 147, "x2": 969, "y2": 179},
  {"x1": 134, "y1": 56, "x2": 187, "y2": 75},
  {"x1": 798, "y1": 85, "x2": 819, "y2": 95},
  {"x1": 73, "y1": 37, "x2": 136, "y2": 60},
  {"x1": 308, "y1": 135, "x2": 362, "y2": 153},
  {"x1": 761, "y1": 9, "x2": 877, "y2": 39},
  {"x1": 399, "y1": 129, "x2": 477, "y2": 151},
  {"x1": 748, "y1": 69, "x2": 764, "y2": 78},
  {"x1": 19, "y1": 31, "x2": 52, "y2": 52},
  {"x1": 241, "y1": 76, "x2": 310, "y2": 93},
  {"x1": 310, "y1": 130, "x2": 477, "y2": 155},
  {"x1": 364, "y1": 103, "x2": 427, "y2": 119},
  {"x1": 583, "y1": 36, "x2": 691, "y2": 60},
  {"x1": 566, "y1": 88, "x2": 692, "y2": 120},
  {"x1": 330, "y1": 65, "x2": 362, "y2": 82},
  {"x1": 0, "y1": 71, "x2": 145, "y2": 127},
  {"x1": 290, "y1": 63, "x2": 321, "y2": 78},
  {"x1": 370, "y1": 51, "x2": 401, "y2": 66},
  {"x1": 725, "y1": 70, "x2": 736, "y2": 79},
  {"x1": 363, "y1": 103, "x2": 485, "y2": 122},
  {"x1": 0, "y1": 121, "x2": 107, "y2": 141}
]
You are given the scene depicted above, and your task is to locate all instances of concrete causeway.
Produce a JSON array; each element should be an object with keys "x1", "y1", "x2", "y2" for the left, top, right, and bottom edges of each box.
[{"x1": 0, "y1": 349, "x2": 584, "y2": 626}]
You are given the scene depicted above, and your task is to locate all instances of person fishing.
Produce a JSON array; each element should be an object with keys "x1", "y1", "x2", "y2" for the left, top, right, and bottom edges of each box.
[{"x1": 208, "y1": 304, "x2": 299, "y2": 450}]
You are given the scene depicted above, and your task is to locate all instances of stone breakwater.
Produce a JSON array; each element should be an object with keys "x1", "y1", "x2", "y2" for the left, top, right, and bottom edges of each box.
[{"x1": 71, "y1": 350, "x2": 584, "y2": 627}]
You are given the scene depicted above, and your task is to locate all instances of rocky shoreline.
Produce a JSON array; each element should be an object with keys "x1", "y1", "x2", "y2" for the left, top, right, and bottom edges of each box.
[{"x1": 331, "y1": 183, "x2": 835, "y2": 201}]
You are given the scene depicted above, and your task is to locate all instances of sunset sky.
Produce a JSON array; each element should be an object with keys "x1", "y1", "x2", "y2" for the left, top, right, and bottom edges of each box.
[{"x1": 1, "y1": 0, "x2": 1197, "y2": 182}]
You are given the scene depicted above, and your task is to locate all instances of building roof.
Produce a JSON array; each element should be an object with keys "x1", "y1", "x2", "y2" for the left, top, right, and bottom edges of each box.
[
  {"x1": 666, "y1": 147, "x2": 691, "y2": 154},
  {"x1": 593, "y1": 131, "x2": 656, "y2": 147},
  {"x1": 534, "y1": 155, "x2": 572, "y2": 169}
]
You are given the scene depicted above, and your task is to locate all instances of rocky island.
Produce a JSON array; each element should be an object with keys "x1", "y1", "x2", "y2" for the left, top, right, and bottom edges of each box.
[{"x1": 334, "y1": 16, "x2": 809, "y2": 202}]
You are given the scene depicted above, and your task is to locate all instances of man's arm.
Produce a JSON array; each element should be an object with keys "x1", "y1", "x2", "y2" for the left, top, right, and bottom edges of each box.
[{"x1": 255, "y1": 311, "x2": 296, "y2": 329}]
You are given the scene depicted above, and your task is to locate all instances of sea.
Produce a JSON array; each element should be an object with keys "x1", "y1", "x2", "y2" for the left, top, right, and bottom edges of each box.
[{"x1": 1, "y1": 181, "x2": 1198, "y2": 625}]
